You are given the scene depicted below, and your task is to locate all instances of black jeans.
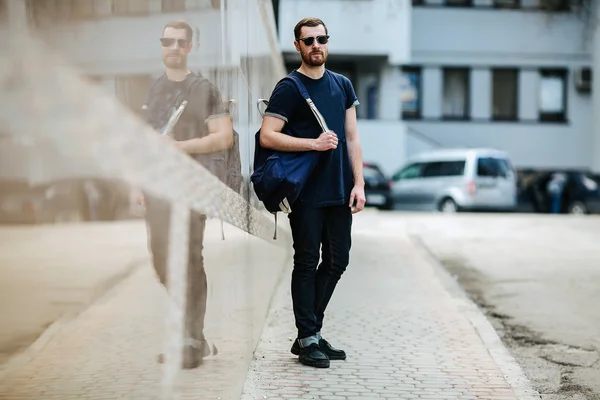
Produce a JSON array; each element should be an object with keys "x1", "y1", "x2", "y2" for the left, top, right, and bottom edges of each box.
[
  {"x1": 288, "y1": 203, "x2": 352, "y2": 339},
  {"x1": 144, "y1": 193, "x2": 208, "y2": 342}
]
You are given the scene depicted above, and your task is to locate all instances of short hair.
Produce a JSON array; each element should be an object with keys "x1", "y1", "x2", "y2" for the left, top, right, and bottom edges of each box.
[
  {"x1": 293, "y1": 17, "x2": 328, "y2": 40},
  {"x1": 163, "y1": 20, "x2": 193, "y2": 42}
]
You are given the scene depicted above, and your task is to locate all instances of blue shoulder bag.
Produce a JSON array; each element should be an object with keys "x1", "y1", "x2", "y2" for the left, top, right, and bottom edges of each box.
[{"x1": 251, "y1": 74, "x2": 329, "y2": 218}]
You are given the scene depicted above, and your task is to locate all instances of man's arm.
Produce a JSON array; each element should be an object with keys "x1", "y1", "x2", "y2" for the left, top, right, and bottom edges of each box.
[
  {"x1": 259, "y1": 116, "x2": 337, "y2": 152},
  {"x1": 176, "y1": 114, "x2": 233, "y2": 154},
  {"x1": 346, "y1": 106, "x2": 366, "y2": 213},
  {"x1": 172, "y1": 81, "x2": 234, "y2": 154}
]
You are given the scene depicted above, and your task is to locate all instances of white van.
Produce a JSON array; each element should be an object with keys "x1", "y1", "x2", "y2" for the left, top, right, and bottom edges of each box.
[{"x1": 390, "y1": 148, "x2": 517, "y2": 212}]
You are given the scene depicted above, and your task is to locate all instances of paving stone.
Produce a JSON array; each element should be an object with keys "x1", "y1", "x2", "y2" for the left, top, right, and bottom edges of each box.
[
  {"x1": 241, "y1": 215, "x2": 540, "y2": 400},
  {"x1": 0, "y1": 213, "x2": 541, "y2": 400}
]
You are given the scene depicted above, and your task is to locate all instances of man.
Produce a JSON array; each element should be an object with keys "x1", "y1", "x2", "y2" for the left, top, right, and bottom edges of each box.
[
  {"x1": 141, "y1": 20, "x2": 233, "y2": 369},
  {"x1": 259, "y1": 17, "x2": 366, "y2": 368}
]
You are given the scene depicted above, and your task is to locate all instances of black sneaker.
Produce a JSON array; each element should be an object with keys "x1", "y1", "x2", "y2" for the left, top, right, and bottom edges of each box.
[
  {"x1": 291, "y1": 338, "x2": 346, "y2": 361},
  {"x1": 298, "y1": 343, "x2": 330, "y2": 368},
  {"x1": 157, "y1": 340, "x2": 217, "y2": 369}
]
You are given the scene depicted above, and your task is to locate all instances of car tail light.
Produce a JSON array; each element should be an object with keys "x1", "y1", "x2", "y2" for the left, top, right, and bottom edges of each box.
[{"x1": 467, "y1": 180, "x2": 477, "y2": 196}]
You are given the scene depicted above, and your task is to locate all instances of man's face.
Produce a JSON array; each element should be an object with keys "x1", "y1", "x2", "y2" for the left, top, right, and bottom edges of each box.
[
  {"x1": 161, "y1": 27, "x2": 192, "y2": 69},
  {"x1": 294, "y1": 25, "x2": 328, "y2": 67}
]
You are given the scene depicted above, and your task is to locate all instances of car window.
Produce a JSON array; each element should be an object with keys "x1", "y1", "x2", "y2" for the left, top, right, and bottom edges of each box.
[
  {"x1": 477, "y1": 157, "x2": 507, "y2": 178},
  {"x1": 363, "y1": 165, "x2": 384, "y2": 180},
  {"x1": 421, "y1": 162, "x2": 442, "y2": 178},
  {"x1": 422, "y1": 161, "x2": 465, "y2": 178},
  {"x1": 581, "y1": 173, "x2": 599, "y2": 191},
  {"x1": 393, "y1": 163, "x2": 422, "y2": 181}
]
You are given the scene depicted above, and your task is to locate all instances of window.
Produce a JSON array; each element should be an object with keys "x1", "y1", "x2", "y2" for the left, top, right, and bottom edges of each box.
[
  {"x1": 113, "y1": 0, "x2": 150, "y2": 15},
  {"x1": 366, "y1": 84, "x2": 379, "y2": 120},
  {"x1": 363, "y1": 164, "x2": 386, "y2": 180},
  {"x1": 422, "y1": 161, "x2": 466, "y2": 178},
  {"x1": 493, "y1": 0, "x2": 519, "y2": 8},
  {"x1": 0, "y1": 0, "x2": 7, "y2": 21},
  {"x1": 445, "y1": 0, "x2": 473, "y2": 6},
  {"x1": 115, "y1": 75, "x2": 153, "y2": 116},
  {"x1": 29, "y1": 0, "x2": 99, "y2": 22},
  {"x1": 393, "y1": 163, "x2": 423, "y2": 181},
  {"x1": 539, "y1": 69, "x2": 567, "y2": 122},
  {"x1": 477, "y1": 157, "x2": 508, "y2": 178},
  {"x1": 399, "y1": 67, "x2": 421, "y2": 120},
  {"x1": 442, "y1": 68, "x2": 470, "y2": 120},
  {"x1": 492, "y1": 69, "x2": 518, "y2": 121},
  {"x1": 162, "y1": 0, "x2": 186, "y2": 12}
]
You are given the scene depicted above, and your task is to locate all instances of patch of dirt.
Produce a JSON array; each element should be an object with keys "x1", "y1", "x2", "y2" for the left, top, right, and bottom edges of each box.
[{"x1": 440, "y1": 257, "x2": 599, "y2": 400}]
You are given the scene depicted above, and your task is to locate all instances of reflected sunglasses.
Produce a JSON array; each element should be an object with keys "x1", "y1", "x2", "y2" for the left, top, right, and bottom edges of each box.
[
  {"x1": 160, "y1": 38, "x2": 190, "y2": 48},
  {"x1": 297, "y1": 35, "x2": 330, "y2": 46}
]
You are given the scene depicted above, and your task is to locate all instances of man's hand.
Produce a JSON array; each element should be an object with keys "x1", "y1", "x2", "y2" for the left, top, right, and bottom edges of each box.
[
  {"x1": 349, "y1": 184, "x2": 366, "y2": 214},
  {"x1": 164, "y1": 134, "x2": 185, "y2": 151},
  {"x1": 313, "y1": 131, "x2": 338, "y2": 151}
]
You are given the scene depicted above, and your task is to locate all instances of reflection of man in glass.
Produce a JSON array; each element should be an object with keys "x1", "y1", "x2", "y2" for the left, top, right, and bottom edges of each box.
[{"x1": 141, "y1": 20, "x2": 233, "y2": 369}]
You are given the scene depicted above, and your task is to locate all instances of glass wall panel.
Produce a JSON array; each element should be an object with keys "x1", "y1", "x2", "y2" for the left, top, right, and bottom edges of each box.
[{"x1": 0, "y1": 0, "x2": 288, "y2": 398}]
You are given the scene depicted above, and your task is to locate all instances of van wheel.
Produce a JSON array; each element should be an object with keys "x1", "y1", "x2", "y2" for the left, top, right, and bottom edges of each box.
[
  {"x1": 567, "y1": 201, "x2": 587, "y2": 215},
  {"x1": 440, "y1": 198, "x2": 458, "y2": 213}
]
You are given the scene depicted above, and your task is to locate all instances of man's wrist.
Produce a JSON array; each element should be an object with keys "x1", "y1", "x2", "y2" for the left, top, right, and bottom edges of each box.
[{"x1": 354, "y1": 180, "x2": 365, "y2": 188}]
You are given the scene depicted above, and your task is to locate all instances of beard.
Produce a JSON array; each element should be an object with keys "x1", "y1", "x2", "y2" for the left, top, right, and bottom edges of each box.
[
  {"x1": 301, "y1": 49, "x2": 327, "y2": 67},
  {"x1": 162, "y1": 53, "x2": 186, "y2": 69}
]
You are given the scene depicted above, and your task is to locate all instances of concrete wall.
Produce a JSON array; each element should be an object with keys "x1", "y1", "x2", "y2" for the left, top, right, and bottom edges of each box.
[
  {"x1": 358, "y1": 120, "x2": 407, "y2": 177},
  {"x1": 277, "y1": 0, "x2": 411, "y2": 64},
  {"x1": 412, "y1": 6, "x2": 591, "y2": 66}
]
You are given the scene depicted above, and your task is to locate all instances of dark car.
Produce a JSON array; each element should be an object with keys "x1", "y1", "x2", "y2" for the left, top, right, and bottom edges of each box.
[
  {"x1": 363, "y1": 162, "x2": 393, "y2": 210},
  {"x1": 518, "y1": 170, "x2": 600, "y2": 214}
]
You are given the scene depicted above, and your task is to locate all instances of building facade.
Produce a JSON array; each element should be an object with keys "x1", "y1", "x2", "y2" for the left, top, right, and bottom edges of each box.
[
  {"x1": 3, "y1": 0, "x2": 286, "y2": 178},
  {"x1": 277, "y1": 0, "x2": 597, "y2": 176}
]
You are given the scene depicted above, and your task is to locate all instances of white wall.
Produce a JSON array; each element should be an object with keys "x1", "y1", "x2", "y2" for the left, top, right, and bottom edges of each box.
[
  {"x1": 412, "y1": 6, "x2": 591, "y2": 66},
  {"x1": 358, "y1": 120, "x2": 407, "y2": 177},
  {"x1": 278, "y1": 0, "x2": 411, "y2": 65}
]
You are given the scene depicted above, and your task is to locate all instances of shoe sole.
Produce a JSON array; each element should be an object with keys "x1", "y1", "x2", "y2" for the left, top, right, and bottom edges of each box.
[
  {"x1": 299, "y1": 358, "x2": 330, "y2": 368},
  {"x1": 291, "y1": 347, "x2": 346, "y2": 360}
]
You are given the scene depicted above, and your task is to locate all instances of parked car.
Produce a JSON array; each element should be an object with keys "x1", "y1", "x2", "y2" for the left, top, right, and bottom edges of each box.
[
  {"x1": 363, "y1": 162, "x2": 393, "y2": 210},
  {"x1": 0, "y1": 178, "x2": 135, "y2": 224},
  {"x1": 390, "y1": 148, "x2": 517, "y2": 212},
  {"x1": 519, "y1": 170, "x2": 600, "y2": 214}
]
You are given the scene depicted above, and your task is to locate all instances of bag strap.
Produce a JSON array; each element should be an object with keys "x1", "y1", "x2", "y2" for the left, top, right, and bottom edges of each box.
[{"x1": 284, "y1": 74, "x2": 330, "y2": 133}]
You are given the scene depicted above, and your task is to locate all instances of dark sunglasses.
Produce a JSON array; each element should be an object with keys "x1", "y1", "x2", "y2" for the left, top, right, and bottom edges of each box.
[
  {"x1": 297, "y1": 35, "x2": 329, "y2": 46},
  {"x1": 160, "y1": 38, "x2": 189, "y2": 48}
]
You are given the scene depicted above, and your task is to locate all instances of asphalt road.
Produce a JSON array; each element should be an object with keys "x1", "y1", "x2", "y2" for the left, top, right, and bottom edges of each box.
[{"x1": 399, "y1": 211, "x2": 600, "y2": 400}]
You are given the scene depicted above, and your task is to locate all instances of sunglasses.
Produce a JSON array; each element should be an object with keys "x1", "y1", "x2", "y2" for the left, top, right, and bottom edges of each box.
[
  {"x1": 297, "y1": 35, "x2": 329, "y2": 46},
  {"x1": 160, "y1": 38, "x2": 190, "y2": 48}
]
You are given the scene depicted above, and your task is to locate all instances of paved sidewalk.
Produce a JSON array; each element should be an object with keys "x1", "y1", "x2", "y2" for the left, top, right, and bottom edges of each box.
[
  {"x1": 0, "y1": 212, "x2": 541, "y2": 400},
  {"x1": 0, "y1": 219, "x2": 290, "y2": 400},
  {"x1": 0, "y1": 221, "x2": 148, "y2": 367},
  {"x1": 241, "y1": 212, "x2": 542, "y2": 400}
]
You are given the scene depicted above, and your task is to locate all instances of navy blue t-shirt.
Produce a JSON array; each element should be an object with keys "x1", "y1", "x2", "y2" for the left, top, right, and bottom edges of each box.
[{"x1": 264, "y1": 69, "x2": 359, "y2": 207}]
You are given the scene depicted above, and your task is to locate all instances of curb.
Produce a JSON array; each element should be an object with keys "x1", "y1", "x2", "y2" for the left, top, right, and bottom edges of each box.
[
  {"x1": 0, "y1": 257, "x2": 148, "y2": 380},
  {"x1": 409, "y1": 233, "x2": 542, "y2": 400}
]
